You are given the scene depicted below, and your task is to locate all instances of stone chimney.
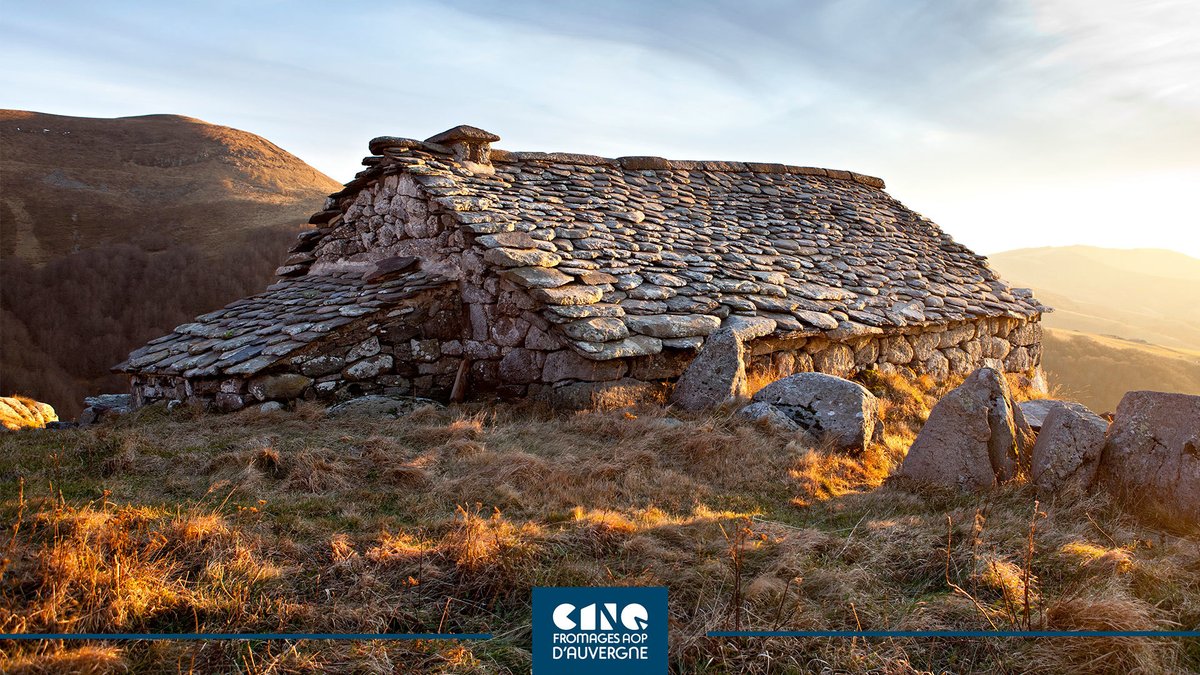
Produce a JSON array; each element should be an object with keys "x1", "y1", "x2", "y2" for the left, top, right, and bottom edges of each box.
[{"x1": 425, "y1": 125, "x2": 500, "y2": 173}]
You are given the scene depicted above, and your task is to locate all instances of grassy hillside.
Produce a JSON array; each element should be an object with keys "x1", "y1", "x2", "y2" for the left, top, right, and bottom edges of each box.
[
  {"x1": 1041, "y1": 328, "x2": 1200, "y2": 413},
  {"x1": 988, "y1": 246, "x2": 1200, "y2": 351},
  {"x1": 0, "y1": 110, "x2": 342, "y2": 416},
  {"x1": 2, "y1": 375, "x2": 1196, "y2": 673}
]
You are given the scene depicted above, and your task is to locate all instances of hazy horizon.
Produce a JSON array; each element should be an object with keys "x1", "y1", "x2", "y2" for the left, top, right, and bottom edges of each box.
[{"x1": 4, "y1": 1, "x2": 1198, "y2": 257}]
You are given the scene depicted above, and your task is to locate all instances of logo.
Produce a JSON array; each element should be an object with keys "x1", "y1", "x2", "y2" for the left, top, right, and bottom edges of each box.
[{"x1": 533, "y1": 587, "x2": 667, "y2": 674}]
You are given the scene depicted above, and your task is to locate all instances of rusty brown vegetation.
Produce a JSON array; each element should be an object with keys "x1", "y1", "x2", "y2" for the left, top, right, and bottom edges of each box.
[{"x1": 2, "y1": 374, "x2": 1196, "y2": 673}]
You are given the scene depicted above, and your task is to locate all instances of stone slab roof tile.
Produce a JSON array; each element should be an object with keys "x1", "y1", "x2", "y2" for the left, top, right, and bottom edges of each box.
[{"x1": 116, "y1": 269, "x2": 449, "y2": 376}]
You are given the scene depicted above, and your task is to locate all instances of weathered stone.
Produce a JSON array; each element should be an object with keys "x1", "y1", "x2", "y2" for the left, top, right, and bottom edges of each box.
[
  {"x1": 562, "y1": 317, "x2": 630, "y2": 342},
  {"x1": 525, "y1": 325, "x2": 565, "y2": 350},
  {"x1": 1004, "y1": 346, "x2": 1032, "y2": 372},
  {"x1": 248, "y1": 373, "x2": 313, "y2": 401},
  {"x1": 0, "y1": 396, "x2": 58, "y2": 430},
  {"x1": 212, "y1": 392, "x2": 245, "y2": 413},
  {"x1": 543, "y1": 349, "x2": 628, "y2": 382},
  {"x1": 498, "y1": 348, "x2": 541, "y2": 384},
  {"x1": 531, "y1": 285, "x2": 604, "y2": 306},
  {"x1": 545, "y1": 378, "x2": 671, "y2": 410},
  {"x1": 501, "y1": 266, "x2": 574, "y2": 288},
  {"x1": 944, "y1": 347, "x2": 972, "y2": 376},
  {"x1": 661, "y1": 336, "x2": 704, "y2": 349},
  {"x1": 736, "y1": 401, "x2": 801, "y2": 431},
  {"x1": 812, "y1": 344, "x2": 854, "y2": 377},
  {"x1": 671, "y1": 329, "x2": 746, "y2": 411},
  {"x1": 1031, "y1": 403, "x2": 1107, "y2": 496},
  {"x1": 910, "y1": 332, "x2": 941, "y2": 361},
  {"x1": 483, "y1": 247, "x2": 562, "y2": 268},
  {"x1": 327, "y1": 395, "x2": 440, "y2": 417},
  {"x1": 84, "y1": 394, "x2": 132, "y2": 412},
  {"x1": 573, "y1": 335, "x2": 662, "y2": 360},
  {"x1": 898, "y1": 367, "x2": 1029, "y2": 490},
  {"x1": 344, "y1": 355, "x2": 394, "y2": 380},
  {"x1": 629, "y1": 350, "x2": 692, "y2": 380},
  {"x1": 259, "y1": 401, "x2": 285, "y2": 413},
  {"x1": 881, "y1": 335, "x2": 914, "y2": 364},
  {"x1": 853, "y1": 340, "x2": 879, "y2": 367},
  {"x1": 1010, "y1": 322, "x2": 1040, "y2": 347},
  {"x1": 346, "y1": 337, "x2": 381, "y2": 361},
  {"x1": 751, "y1": 373, "x2": 879, "y2": 453},
  {"x1": 626, "y1": 314, "x2": 721, "y2": 339},
  {"x1": 723, "y1": 315, "x2": 777, "y2": 341},
  {"x1": 923, "y1": 352, "x2": 950, "y2": 379},
  {"x1": 1018, "y1": 399, "x2": 1094, "y2": 432},
  {"x1": 1100, "y1": 391, "x2": 1200, "y2": 528},
  {"x1": 490, "y1": 316, "x2": 530, "y2": 347}
]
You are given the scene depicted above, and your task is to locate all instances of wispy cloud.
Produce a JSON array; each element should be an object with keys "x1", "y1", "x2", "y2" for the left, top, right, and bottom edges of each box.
[{"x1": 2, "y1": 0, "x2": 1197, "y2": 255}]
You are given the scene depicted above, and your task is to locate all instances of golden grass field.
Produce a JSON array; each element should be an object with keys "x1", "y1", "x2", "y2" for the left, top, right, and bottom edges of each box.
[{"x1": 1, "y1": 373, "x2": 1198, "y2": 673}]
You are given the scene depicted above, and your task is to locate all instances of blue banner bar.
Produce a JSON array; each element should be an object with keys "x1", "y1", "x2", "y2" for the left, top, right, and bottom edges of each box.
[{"x1": 1, "y1": 633, "x2": 492, "y2": 641}]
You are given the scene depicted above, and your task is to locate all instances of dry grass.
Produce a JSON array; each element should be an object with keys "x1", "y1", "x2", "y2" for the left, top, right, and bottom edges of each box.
[{"x1": 1, "y1": 375, "x2": 1196, "y2": 673}]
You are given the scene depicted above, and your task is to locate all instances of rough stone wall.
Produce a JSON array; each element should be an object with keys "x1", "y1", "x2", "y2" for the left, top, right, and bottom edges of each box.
[
  {"x1": 131, "y1": 285, "x2": 465, "y2": 410},
  {"x1": 744, "y1": 315, "x2": 1043, "y2": 382},
  {"x1": 307, "y1": 173, "x2": 466, "y2": 280}
]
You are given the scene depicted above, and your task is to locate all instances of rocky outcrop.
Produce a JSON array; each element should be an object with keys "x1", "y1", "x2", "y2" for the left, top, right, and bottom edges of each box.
[
  {"x1": 1030, "y1": 402, "x2": 1108, "y2": 496},
  {"x1": 0, "y1": 397, "x2": 58, "y2": 431},
  {"x1": 327, "y1": 395, "x2": 440, "y2": 417},
  {"x1": 1100, "y1": 391, "x2": 1200, "y2": 529},
  {"x1": 748, "y1": 373, "x2": 879, "y2": 453},
  {"x1": 79, "y1": 394, "x2": 132, "y2": 426},
  {"x1": 898, "y1": 367, "x2": 1029, "y2": 490},
  {"x1": 670, "y1": 329, "x2": 747, "y2": 411}
]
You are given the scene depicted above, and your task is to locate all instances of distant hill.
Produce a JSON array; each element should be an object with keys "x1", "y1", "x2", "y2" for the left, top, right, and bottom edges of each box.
[
  {"x1": 988, "y1": 246, "x2": 1200, "y2": 351},
  {"x1": 0, "y1": 109, "x2": 340, "y2": 264},
  {"x1": 1041, "y1": 328, "x2": 1200, "y2": 413},
  {"x1": 0, "y1": 110, "x2": 340, "y2": 415}
]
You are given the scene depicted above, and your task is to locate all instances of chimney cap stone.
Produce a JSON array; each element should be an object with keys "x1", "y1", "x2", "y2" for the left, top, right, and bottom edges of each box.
[{"x1": 425, "y1": 125, "x2": 500, "y2": 145}]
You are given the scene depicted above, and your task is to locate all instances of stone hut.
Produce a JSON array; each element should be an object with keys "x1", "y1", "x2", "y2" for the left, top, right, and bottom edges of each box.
[{"x1": 116, "y1": 124, "x2": 1049, "y2": 411}]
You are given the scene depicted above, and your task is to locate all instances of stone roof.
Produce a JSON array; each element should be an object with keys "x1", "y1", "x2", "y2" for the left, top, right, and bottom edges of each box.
[
  {"x1": 119, "y1": 124, "x2": 1048, "y2": 376},
  {"x1": 294, "y1": 126, "x2": 1046, "y2": 360},
  {"x1": 115, "y1": 268, "x2": 450, "y2": 376}
]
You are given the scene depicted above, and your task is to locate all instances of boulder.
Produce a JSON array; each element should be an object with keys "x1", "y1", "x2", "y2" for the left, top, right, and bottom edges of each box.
[
  {"x1": 1018, "y1": 399, "x2": 1094, "y2": 432},
  {"x1": 1031, "y1": 403, "x2": 1107, "y2": 496},
  {"x1": 0, "y1": 396, "x2": 58, "y2": 431},
  {"x1": 670, "y1": 329, "x2": 747, "y2": 410},
  {"x1": 898, "y1": 367, "x2": 1029, "y2": 490},
  {"x1": 248, "y1": 373, "x2": 313, "y2": 401},
  {"x1": 736, "y1": 401, "x2": 802, "y2": 431},
  {"x1": 78, "y1": 393, "x2": 132, "y2": 426},
  {"x1": 750, "y1": 373, "x2": 878, "y2": 453},
  {"x1": 327, "y1": 395, "x2": 441, "y2": 417},
  {"x1": 1100, "y1": 391, "x2": 1200, "y2": 529}
]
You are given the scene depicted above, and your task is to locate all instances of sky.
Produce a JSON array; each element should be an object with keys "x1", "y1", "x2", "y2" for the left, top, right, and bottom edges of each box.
[{"x1": 3, "y1": 0, "x2": 1198, "y2": 257}]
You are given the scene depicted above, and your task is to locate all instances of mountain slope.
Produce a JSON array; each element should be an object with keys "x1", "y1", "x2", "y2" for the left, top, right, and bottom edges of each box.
[
  {"x1": 1041, "y1": 328, "x2": 1200, "y2": 412},
  {"x1": 0, "y1": 109, "x2": 340, "y2": 264},
  {"x1": 988, "y1": 246, "x2": 1200, "y2": 350},
  {"x1": 1, "y1": 110, "x2": 341, "y2": 415}
]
